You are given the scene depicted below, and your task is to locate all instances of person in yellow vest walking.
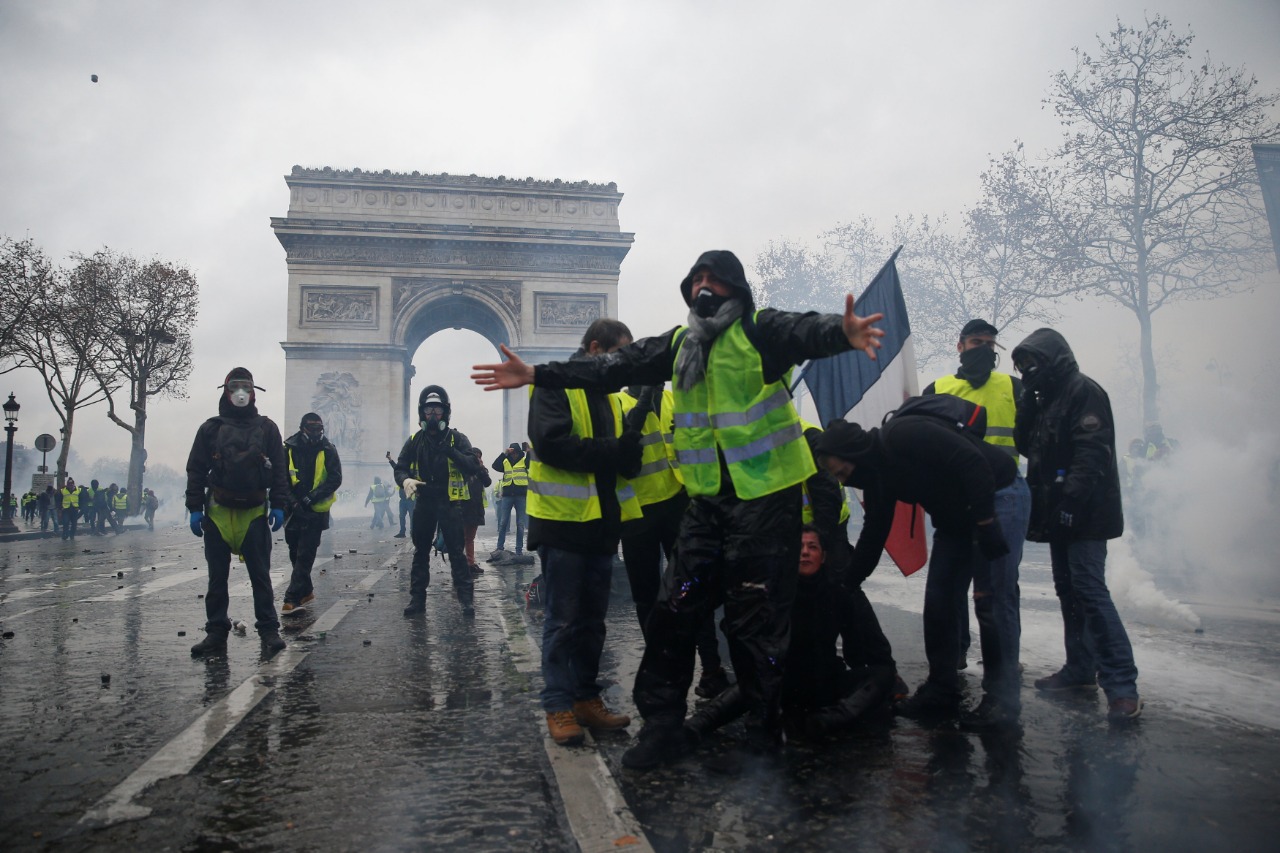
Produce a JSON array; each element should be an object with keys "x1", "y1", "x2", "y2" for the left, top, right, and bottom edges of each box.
[
  {"x1": 60, "y1": 477, "x2": 80, "y2": 540},
  {"x1": 921, "y1": 319, "x2": 1031, "y2": 729},
  {"x1": 393, "y1": 385, "x2": 484, "y2": 618},
  {"x1": 185, "y1": 367, "x2": 289, "y2": 658},
  {"x1": 282, "y1": 413, "x2": 343, "y2": 615},
  {"x1": 365, "y1": 477, "x2": 392, "y2": 529},
  {"x1": 527, "y1": 318, "x2": 643, "y2": 747},
  {"x1": 472, "y1": 249, "x2": 885, "y2": 768}
]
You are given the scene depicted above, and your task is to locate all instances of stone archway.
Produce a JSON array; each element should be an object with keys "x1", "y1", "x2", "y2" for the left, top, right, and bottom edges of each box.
[{"x1": 272, "y1": 167, "x2": 633, "y2": 478}]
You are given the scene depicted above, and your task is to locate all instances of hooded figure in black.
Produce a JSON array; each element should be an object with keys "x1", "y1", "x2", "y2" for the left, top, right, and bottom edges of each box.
[
  {"x1": 185, "y1": 367, "x2": 290, "y2": 657},
  {"x1": 393, "y1": 385, "x2": 483, "y2": 617},
  {"x1": 813, "y1": 411, "x2": 1016, "y2": 719},
  {"x1": 1012, "y1": 328, "x2": 1141, "y2": 721},
  {"x1": 282, "y1": 412, "x2": 343, "y2": 615},
  {"x1": 471, "y1": 248, "x2": 887, "y2": 770}
]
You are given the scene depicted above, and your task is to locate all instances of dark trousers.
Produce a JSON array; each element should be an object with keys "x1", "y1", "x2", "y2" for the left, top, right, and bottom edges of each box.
[
  {"x1": 539, "y1": 547, "x2": 612, "y2": 711},
  {"x1": 634, "y1": 486, "x2": 801, "y2": 733},
  {"x1": 409, "y1": 495, "x2": 472, "y2": 606},
  {"x1": 201, "y1": 512, "x2": 278, "y2": 636},
  {"x1": 620, "y1": 494, "x2": 722, "y2": 673},
  {"x1": 284, "y1": 513, "x2": 324, "y2": 603},
  {"x1": 1050, "y1": 539, "x2": 1139, "y2": 700},
  {"x1": 843, "y1": 584, "x2": 897, "y2": 670},
  {"x1": 397, "y1": 497, "x2": 411, "y2": 534},
  {"x1": 60, "y1": 507, "x2": 78, "y2": 538}
]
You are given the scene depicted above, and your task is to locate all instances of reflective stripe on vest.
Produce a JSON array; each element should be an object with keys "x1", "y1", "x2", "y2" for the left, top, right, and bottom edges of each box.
[
  {"x1": 288, "y1": 447, "x2": 337, "y2": 511},
  {"x1": 527, "y1": 387, "x2": 642, "y2": 523},
  {"x1": 500, "y1": 457, "x2": 529, "y2": 488},
  {"x1": 933, "y1": 373, "x2": 1019, "y2": 460},
  {"x1": 617, "y1": 390, "x2": 684, "y2": 507},
  {"x1": 671, "y1": 319, "x2": 815, "y2": 499}
]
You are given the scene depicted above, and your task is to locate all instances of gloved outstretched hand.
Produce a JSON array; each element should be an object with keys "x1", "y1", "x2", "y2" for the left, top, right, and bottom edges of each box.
[
  {"x1": 269, "y1": 508, "x2": 285, "y2": 531},
  {"x1": 402, "y1": 478, "x2": 423, "y2": 500},
  {"x1": 189, "y1": 510, "x2": 204, "y2": 538},
  {"x1": 617, "y1": 431, "x2": 643, "y2": 479},
  {"x1": 975, "y1": 518, "x2": 1009, "y2": 561}
]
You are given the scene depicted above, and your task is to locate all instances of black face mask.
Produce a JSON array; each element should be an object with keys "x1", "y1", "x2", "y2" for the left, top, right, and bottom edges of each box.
[
  {"x1": 1019, "y1": 360, "x2": 1048, "y2": 393},
  {"x1": 692, "y1": 289, "x2": 730, "y2": 319},
  {"x1": 957, "y1": 346, "x2": 998, "y2": 386}
]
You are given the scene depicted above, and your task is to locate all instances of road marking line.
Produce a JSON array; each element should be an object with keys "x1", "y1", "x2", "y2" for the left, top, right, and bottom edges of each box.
[
  {"x1": 486, "y1": 569, "x2": 653, "y2": 852},
  {"x1": 78, "y1": 598, "x2": 358, "y2": 829},
  {"x1": 83, "y1": 570, "x2": 207, "y2": 602}
]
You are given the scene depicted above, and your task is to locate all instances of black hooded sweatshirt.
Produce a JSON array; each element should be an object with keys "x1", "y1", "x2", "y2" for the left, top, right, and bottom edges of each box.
[
  {"x1": 1012, "y1": 328, "x2": 1124, "y2": 542},
  {"x1": 185, "y1": 396, "x2": 290, "y2": 512}
]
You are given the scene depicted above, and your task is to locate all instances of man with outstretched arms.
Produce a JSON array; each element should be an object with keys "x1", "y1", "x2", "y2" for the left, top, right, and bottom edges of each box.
[{"x1": 473, "y1": 249, "x2": 884, "y2": 769}]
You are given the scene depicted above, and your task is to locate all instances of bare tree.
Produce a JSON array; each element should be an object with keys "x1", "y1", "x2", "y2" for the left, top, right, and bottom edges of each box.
[
  {"x1": 7, "y1": 244, "x2": 120, "y2": 487},
  {"x1": 89, "y1": 250, "x2": 198, "y2": 513},
  {"x1": 0, "y1": 237, "x2": 51, "y2": 375},
  {"x1": 1012, "y1": 15, "x2": 1280, "y2": 424}
]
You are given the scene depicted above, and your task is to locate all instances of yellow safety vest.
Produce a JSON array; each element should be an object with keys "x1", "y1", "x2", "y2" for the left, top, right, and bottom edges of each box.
[
  {"x1": 407, "y1": 431, "x2": 470, "y2": 502},
  {"x1": 113, "y1": 493, "x2": 128, "y2": 511},
  {"x1": 617, "y1": 389, "x2": 684, "y2": 507},
  {"x1": 288, "y1": 447, "x2": 337, "y2": 511},
  {"x1": 527, "y1": 388, "x2": 642, "y2": 523},
  {"x1": 933, "y1": 373, "x2": 1019, "y2": 460},
  {"x1": 61, "y1": 487, "x2": 79, "y2": 509},
  {"x1": 671, "y1": 319, "x2": 814, "y2": 499},
  {"x1": 500, "y1": 457, "x2": 530, "y2": 489}
]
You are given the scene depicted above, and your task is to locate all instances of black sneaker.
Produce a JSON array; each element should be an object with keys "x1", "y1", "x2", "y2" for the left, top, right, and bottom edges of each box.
[
  {"x1": 694, "y1": 667, "x2": 733, "y2": 699},
  {"x1": 403, "y1": 596, "x2": 426, "y2": 617},
  {"x1": 895, "y1": 682, "x2": 961, "y2": 720},
  {"x1": 260, "y1": 632, "x2": 286, "y2": 655},
  {"x1": 393, "y1": 531, "x2": 406, "y2": 538},
  {"x1": 958, "y1": 696, "x2": 1020, "y2": 731},
  {"x1": 190, "y1": 633, "x2": 228, "y2": 657},
  {"x1": 621, "y1": 724, "x2": 690, "y2": 770},
  {"x1": 1033, "y1": 670, "x2": 1099, "y2": 693},
  {"x1": 462, "y1": 605, "x2": 476, "y2": 619}
]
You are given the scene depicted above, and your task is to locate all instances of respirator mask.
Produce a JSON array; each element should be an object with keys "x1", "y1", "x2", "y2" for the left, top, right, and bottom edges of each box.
[{"x1": 227, "y1": 381, "x2": 253, "y2": 408}]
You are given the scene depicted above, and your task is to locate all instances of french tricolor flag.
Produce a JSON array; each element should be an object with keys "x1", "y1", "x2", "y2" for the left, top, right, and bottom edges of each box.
[{"x1": 794, "y1": 247, "x2": 928, "y2": 575}]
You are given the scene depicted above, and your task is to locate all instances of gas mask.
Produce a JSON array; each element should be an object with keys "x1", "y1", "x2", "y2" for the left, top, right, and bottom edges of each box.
[
  {"x1": 229, "y1": 389, "x2": 252, "y2": 408},
  {"x1": 302, "y1": 424, "x2": 324, "y2": 444},
  {"x1": 420, "y1": 404, "x2": 447, "y2": 432},
  {"x1": 692, "y1": 289, "x2": 731, "y2": 319}
]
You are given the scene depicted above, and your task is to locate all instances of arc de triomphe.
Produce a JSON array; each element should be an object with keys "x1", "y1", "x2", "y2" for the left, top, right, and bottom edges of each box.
[{"x1": 271, "y1": 166, "x2": 633, "y2": 476}]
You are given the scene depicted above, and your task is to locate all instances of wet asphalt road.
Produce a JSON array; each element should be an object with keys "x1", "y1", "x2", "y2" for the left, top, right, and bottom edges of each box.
[{"x1": 2, "y1": 516, "x2": 1279, "y2": 852}]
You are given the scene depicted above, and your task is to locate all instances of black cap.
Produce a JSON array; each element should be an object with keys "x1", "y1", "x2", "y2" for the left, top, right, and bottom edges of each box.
[
  {"x1": 300, "y1": 412, "x2": 323, "y2": 428},
  {"x1": 960, "y1": 319, "x2": 999, "y2": 339}
]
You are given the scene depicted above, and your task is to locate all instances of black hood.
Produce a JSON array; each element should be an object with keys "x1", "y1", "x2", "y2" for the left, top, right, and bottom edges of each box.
[
  {"x1": 1011, "y1": 328, "x2": 1078, "y2": 394},
  {"x1": 678, "y1": 250, "x2": 756, "y2": 311},
  {"x1": 812, "y1": 419, "x2": 884, "y2": 488}
]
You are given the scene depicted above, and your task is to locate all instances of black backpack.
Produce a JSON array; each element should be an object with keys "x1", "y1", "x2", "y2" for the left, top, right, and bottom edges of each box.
[
  {"x1": 209, "y1": 417, "x2": 272, "y2": 508},
  {"x1": 883, "y1": 394, "x2": 987, "y2": 438}
]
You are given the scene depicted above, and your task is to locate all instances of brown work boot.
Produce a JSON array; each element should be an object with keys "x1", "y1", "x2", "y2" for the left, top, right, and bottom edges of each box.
[
  {"x1": 573, "y1": 696, "x2": 631, "y2": 730},
  {"x1": 546, "y1": 710, "x2": 585, "y2": 746}
]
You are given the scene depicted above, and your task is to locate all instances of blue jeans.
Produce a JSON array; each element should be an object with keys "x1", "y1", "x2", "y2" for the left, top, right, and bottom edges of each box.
[
  {"x1": 496, "y1": 492, "x2": 527, "y2": 553},
  {"x1": 1049, "y1": 539, "x2": 1139, "y2": 700},
  {"x1": 974, "y1": 477, "x2": 1031, "y2": 707},
  {"x1": 539, "y1": 547, "x2": 613, "y2": 712}
]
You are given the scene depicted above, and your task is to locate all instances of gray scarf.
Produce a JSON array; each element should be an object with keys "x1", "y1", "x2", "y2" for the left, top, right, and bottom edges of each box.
[{"x1": 674, "y1": 298, "x2": 746, "y2": 391}]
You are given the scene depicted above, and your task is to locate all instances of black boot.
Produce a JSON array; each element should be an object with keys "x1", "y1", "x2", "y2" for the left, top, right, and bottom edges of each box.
[
  {"x1": 260, "y1": 631, "x2": 286, "y2": 655},
  {"x1": 686, "y1": 684, "x2": 747, "y2": 742},
  {"x1": 403, "y1": 596, "x2": 426, "y2": 617},
  {"x1": 190, "y1": 632, "x2": 228, "y2": 657},
  {"x1": 621, "y1": 723, "x2": 691, "y2": 770}
]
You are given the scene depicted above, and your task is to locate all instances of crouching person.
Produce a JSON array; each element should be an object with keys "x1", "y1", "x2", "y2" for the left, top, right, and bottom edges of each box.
[
  {"x1": 686, "y1": 526, "x2": 893, "y2": 746},
  {"x1": 185, "y1": 367, "x2": 288, "y2": 658}
]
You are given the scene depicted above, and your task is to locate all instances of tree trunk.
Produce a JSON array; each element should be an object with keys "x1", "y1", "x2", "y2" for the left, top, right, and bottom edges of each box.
[
  {"x1": 126, "y1": 401, "x2": 147, "y2": 516},
  {"x1": 55, "y1": 410, "x2": 73, "y2": 489},
  {"x1": 1138, "y1": 308, "x2": 1160, "y2": 428}
]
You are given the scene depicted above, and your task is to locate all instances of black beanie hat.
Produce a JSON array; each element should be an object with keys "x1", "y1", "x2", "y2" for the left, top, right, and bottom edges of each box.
[
  {"x1": 300, "y1": 412, "x2": 323, "y2": 428},
  {"x1": 678, "y1": 250, "x2": 756, "y2": 309},
  {"x1": 812, "y1": 419, "x2": 875, "y2": 463}
]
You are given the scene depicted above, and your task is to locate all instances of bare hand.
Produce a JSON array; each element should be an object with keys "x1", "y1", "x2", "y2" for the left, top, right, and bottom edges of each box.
[
  {"x1": 842, "y1": 294, "x2": 885, "y2": 360},
  {"x1": 472, "y1": 344, "x2": 535, "y2": 391}
]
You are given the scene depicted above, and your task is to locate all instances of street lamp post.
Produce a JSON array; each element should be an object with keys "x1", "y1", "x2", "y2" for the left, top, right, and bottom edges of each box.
[{"x1": 0, "y1": 393, "x2": 19, "y2": 534}]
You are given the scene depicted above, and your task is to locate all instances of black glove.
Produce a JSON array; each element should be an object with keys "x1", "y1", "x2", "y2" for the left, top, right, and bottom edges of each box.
[
  {"x1": 300, "y1": 493, "x2": 315, "y2": 511},
  {"x1": 1054, "y1": 498, "x2": 1080, "y2": 531},
  {"x1": 624, "y1": 386, "x2": 660, "y2": 434},
  {"x1": 975, "y1": 519, "x2": 1010, "y2": 561},
  {"x1": 617, "y1": 431, "x2": 643, "y2": 479}
]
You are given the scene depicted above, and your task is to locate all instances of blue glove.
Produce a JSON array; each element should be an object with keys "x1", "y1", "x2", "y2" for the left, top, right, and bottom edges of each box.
[
  {"x1": 269, "y1": 508, "x2": 285, "y2": 531},
  {"x1": 189, "y1": 510, "x2": 204, "y2": 537}
]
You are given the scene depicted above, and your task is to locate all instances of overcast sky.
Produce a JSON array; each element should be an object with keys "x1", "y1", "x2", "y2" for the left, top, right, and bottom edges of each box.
[{"x1": 1, "y1": 0, "x2": 1278, "y2": 484}]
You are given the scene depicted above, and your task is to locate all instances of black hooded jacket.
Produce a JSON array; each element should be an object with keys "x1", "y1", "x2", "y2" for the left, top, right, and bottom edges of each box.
[
  {"x1": 185, "y1": 396, "x2": 290, "y2": 512},
  {"x1": 816, "y1": 416, "x2": 1016, "y2": 581},
  {"x1": 393, "y1": 426, "x2": 482, "y2": 501},
  {"x1": 283, "y1": 430, "x2": 343, "y2": 523},
  {"x1": 1012, "y1": 328, "x2": 1124, "y2": 542}
]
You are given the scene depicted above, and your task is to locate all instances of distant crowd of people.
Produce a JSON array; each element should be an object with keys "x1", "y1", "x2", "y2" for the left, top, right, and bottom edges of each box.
[{"x1": 15, "y1": 480, "x2": 161, "y2": 538}]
